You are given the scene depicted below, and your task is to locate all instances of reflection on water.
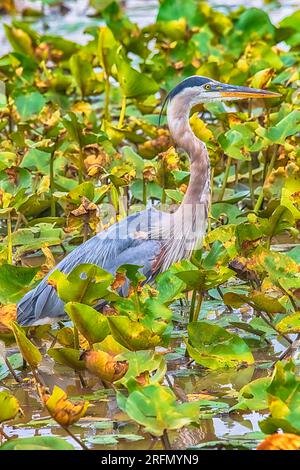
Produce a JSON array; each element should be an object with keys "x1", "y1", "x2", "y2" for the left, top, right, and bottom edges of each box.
[{"x1": 2, "y1": 342, "x2": 276, "y2": 450}]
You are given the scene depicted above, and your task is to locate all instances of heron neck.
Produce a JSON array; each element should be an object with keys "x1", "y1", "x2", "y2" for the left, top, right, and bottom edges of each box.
[{"x1": 167, "y1": 98, "x2": 210, "y2": 206}]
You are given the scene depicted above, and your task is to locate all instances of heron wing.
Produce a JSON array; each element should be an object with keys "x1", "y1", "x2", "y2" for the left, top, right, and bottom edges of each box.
[{"x1": 17, "y1": 208, "x2": 163, "y2": 325}]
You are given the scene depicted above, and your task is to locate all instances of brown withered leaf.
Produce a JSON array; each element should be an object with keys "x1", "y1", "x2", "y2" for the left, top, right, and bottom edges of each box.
[
  {"x1": 0, "y1": 304, "x2": 16, "y2": 333},
  {"x1": 158, "y1": 146, "x2": 180, "y2": 171},
  {"x1": 111, "y1": 272, "x2": 127, "y2": 290},
  {"x1": 39, "y1": 385, "x2": 89, "y2": 427},
  {"x1": 174, "y1": 60, "x2": 184, "y2": 70},
  {"x1": 84, "y1": 144, "x2": 110, "y2": 177},
  {"x1": 102, "y1": 305, "x2": 117, "y2": 316},
  {"x1": 81, "y1": 350, "x2": 128, "y2": 383},
  {"x1": 71, "y1": 196, "x2": 97, "y2": 217},
  {"x1": 136, "y1": 371, "x2": 150, "y2": 386},
  {"x1": 143, "y1": 165, "x2": 157, "y2": 182},
  {"x1": 229, "y1": 258, "x2": 259, "y2": 283},
  {"x1": 0, "y1": 0, "x2": 15, "y2": 13},
  {"x1": 71, "y1": 101, "x2": 92, "y2": 115},
  {"x1": 40, "y1": 246, "x2": 57, "y2": 275},
  {"x1": 257, "y1": 433, "x2": 300, "y2": 451},
  {"x1": 39, "y1": 106, "x2": 61, "y2": 128},
  {"x1": 138, "y1": 129, "x2": 171, "y2": 158},
  {"x1": 179, "y1": 184, "x2": 187, "y2": 194}
]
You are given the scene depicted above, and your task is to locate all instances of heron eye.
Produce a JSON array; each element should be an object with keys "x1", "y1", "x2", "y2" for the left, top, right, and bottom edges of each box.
[{"x1": 204, "y1": 84, "x2": 211, "y2": 90}]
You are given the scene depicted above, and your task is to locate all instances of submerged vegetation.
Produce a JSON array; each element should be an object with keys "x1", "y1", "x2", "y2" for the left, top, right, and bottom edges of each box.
[{"x1": 0, "y1": 0, "x2": 300, "y2": 451}]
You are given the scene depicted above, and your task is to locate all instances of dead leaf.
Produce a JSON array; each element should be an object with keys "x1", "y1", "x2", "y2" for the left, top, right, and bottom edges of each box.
[
  {"x1": 81, "y1": 350, "x2": 128, "y2": 382},
  {"x1": 257, "y1": 433, "x2": 300, "y2": 451},
  {"x1": 0, "y1": 304, "x2": 16, "y2": 333},
  {"x1": 111, "y1": 272, "x2": 127, "y2": 290},
  {"x1": 39, "y1": 385, "x2": 89, "y2": 427}
]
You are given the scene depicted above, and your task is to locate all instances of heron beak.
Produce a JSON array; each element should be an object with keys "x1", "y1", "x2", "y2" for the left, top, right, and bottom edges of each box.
[{"x1": 220, "y1": 84, "x2": 280, "y2": 99}]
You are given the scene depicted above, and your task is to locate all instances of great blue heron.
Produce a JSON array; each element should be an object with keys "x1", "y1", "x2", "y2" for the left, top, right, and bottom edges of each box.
[{"x1": 17, "y1": 76, "x2": 278, "y2": 326}]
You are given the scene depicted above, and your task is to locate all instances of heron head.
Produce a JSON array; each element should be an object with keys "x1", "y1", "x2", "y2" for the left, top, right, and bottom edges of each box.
[{"x1": 161, "y1": 76, "x2": 279, "y2": 122}]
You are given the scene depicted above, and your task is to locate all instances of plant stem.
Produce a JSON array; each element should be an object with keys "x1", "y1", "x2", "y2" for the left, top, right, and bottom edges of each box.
[
  {"x1": 50, "y1": 149, "x2": 56, "y2": 217},
  {"x1": 161, "y1": 430, "x2": 171, "y2": 450},
  {"x1": 193, "y1": 291, "x2": 203, "y2": 322},
  {"x1": 30, "y1": 367, "x2": 45, "y2": 386},
  {"x1": 62, "y1": 425, "x2": 89, "y2": 451},
  {"x1": 74, "y1": 326, "x2": 80, "y2": 350},
  {"x1": 218, "y1": 156, "x2": 232, "y2": 201},
  {"x1": 257, "y1": 310, "x2": 292, "y2": 345},
  {"x1": 254, "y1": 145, "x2": 277, "y2": 212},
  {"x1": 77, "y1": 371, "x2": 86, "y2": 388},
  {"x1": 142, "y1": 178, "x2": 147, "y2": 206},
  {"x1": 248, "y1": 158, "x2": 255, "y2": 208},
  {"x1": 78, "y1": 147, "x2": 84, "y2": 184},
  {"x1": 7, "y1": 212, "x2": 12, "y2": 264},
  {"x1": 5, "y1": 357, "x2": 22, "y2": 383},
  {"x1": 189, "y1": 290, "x2": 197, "y2": 323},
  {"x1": 118, "y1": 94, "x2": 127, "y2": 128},
  {"x1": 278, "y1": 333, "x2": 300, "y2": 361},
  {"x1": 104, "y1": 77, "x2": 110, "y2": 122},
  {"x1": 0, "y1": 426, "x2": 10, "y2": 441}
]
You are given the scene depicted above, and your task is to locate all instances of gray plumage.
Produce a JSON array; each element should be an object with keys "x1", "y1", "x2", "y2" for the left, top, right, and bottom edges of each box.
[
  {"x1": 18, "y1": 208, "x2": 163, "y2": 325},
  {"x1": 17, "y1": 75, "x2": 277, "y2": 325}
]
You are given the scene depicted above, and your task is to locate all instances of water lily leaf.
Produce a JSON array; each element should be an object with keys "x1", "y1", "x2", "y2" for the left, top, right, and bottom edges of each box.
[
  {"x1": 81, "y1": 349, "x2": 128, "y2": 382},
  {"x1": 232, "y1": 377, "x2": 271, "y2": 411},
  {"x1": 157, "y1": 0, "x2": 205, "y2": 27},
  {"x1": 108, "y1": 316, "x2": 161, "y2": 350},
  {"x1": 48, "y1": 263, "x2": 113, "y2": 306},
  {"x1": 70, "y1": 52, "x2": 100, "y2": 97},
  {"x1": 94, "y1": 335, "x2": 129, "y2": 356},
  {"x1": 3, "y1": 24, "x2": 34, "y2": 56},
  {"x1": 116, "y1": 52, "x2": 159, "y2": 98},
  {"x1": 0, "y1": 436, "x2": 74, "y2": 450},
  {"x1": 227, "y1": 8, "x2": 275, "y2": 53},
  {"x1": 20, "y1": 148, "x2": 50, "y2": 173},
  {"x1": 0, "y1": 264, "x2": 38, "y2": 304},
  {"x1": 0, "y1": 390, "x2": 21, "y2": 423},
  {"x1": 115, "y1": 350, "x2": 167, "y2": 387},
  {"x1": 155, "y1": 260, "x2": 195, "y2": 303},
  {"x1": 186, "y1": 321, "x2": 254, "y2": 370},
  {"x1": 85, "y1": 435, "x2": 118, "y2": 445},
  {"x1": 15, "y1": 92, "x2": 46, "y2": 120},
  {"x1": 256, "y1": 110, "x2": 300, "y2": 144},
  {"x1": 62, "y1": 112, "x2": 85, "y2": 147},
  {"x1": 176, "y1": 266, "x2": 233, "y2": 291},
  {"x1": 48, "y1": 347, "x2": 85, "y2": 371},
  {"x1": 211, "y1": 203, "x2": 243, "y2": 225},
  {"x1": 117, "y1": 383, "x2": 201, "y2": 436},
  {"x1": 223, "y1": 291, "x2": 286, "y2": 314},
  {"x1": 141, "y1": 298, "x2": 172, "y2": 336},
  {"x1": 86, "y1": 433, "x2": 143, "y2": 445},
  {"x1": 281, "y1": 188, "x2": 300, "y2": 220},
  {"x1": 263, "y1": 205, "x2": 294, "y2": 238},
  {"x1": 98, "y1": 26, "x2": 118, "y2": 77},
  {"x1": 249, "y1": 68, "x2": 275, "y2": 89},
  {"x1": 260, "y1": 360, "x2": 300, "y2": 435},
  {"x1": 11, "y1": 321, "x2": 42, "y2": 368},
  {"x1": 65, "y1": 302, "x2": 110, "y2": 345},
  {"x1": 0, "y1": 167, "x2": 32, "y2": 194},
  {"x1": 276, "y1": 313, "x2": 300, "y2": 334}
]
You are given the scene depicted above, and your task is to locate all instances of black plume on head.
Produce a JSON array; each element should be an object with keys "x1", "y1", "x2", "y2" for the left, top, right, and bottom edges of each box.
[{"x1": 159, "y1": 76, "x2": 211, "y2": 125}]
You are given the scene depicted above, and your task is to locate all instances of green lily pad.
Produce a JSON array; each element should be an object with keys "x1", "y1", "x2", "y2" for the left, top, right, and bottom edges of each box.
[{"x1": 186, "y1": 322, "x2": 254, "y2": 370}]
